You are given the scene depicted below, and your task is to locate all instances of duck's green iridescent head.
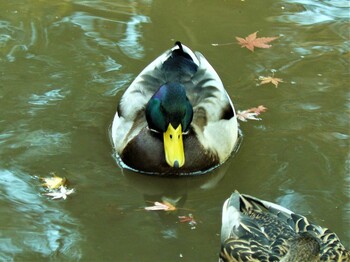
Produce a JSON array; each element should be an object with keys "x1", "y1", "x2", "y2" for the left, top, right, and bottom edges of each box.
[{"x1": 146, "y1": 83, "x2": 193, "y2": 168}]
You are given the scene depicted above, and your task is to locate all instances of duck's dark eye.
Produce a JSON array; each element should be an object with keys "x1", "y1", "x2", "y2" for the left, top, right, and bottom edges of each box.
[
  {"x1": 178, "y1": 135, "x2": 180, "y2": 139},
  {"x1": 160, "y1": 104, "x2": 165, "y2": 113},
  {"x1": 170, "y1": 134, "x2": 173, "y2": 139}
]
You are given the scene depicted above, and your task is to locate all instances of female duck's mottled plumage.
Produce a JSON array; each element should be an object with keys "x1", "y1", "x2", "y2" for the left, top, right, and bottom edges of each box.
[
  {"x1": 111, "y1": 42, "x2": 238, "y2": 175},
  {"x1": 220, "y1": 191, "x2": 350, "y2": 262}
]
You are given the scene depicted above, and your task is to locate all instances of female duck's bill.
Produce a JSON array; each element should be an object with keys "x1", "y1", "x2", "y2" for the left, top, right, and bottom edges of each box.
[{"x1": 111, "y1": 41, "x2": 240, "y2": 175}]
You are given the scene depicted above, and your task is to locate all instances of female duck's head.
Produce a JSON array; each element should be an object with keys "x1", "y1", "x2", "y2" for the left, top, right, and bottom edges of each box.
[{"x1": 146, "y1": 82, "x2": 193, "y2": 168}]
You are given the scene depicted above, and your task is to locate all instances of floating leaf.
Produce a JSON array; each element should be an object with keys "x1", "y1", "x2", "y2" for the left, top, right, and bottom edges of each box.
[
  {"x1": 248, "y1": 105, "x2": 267, "y2": 114},
  {"x1": 41, "y1": 174, "x2": 66, "y2": 190},
  {"x1": 259, "y1": 76, "x2": 283, "y2": 87},
  {"x1": 237, "y1": 105, "x2": 268, "y2": 122},
  {"x1": 236, "y1": 32, "x2": 279, "y2": 52},
  {"x1": 145, "y1": 201, "x2": 176, "y2": 211},
  {"x1": 44, "y1": 186, "x2": 75, "y2": 200}
]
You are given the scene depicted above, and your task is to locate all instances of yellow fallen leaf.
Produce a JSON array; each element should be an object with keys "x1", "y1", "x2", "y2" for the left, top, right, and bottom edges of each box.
[
  {"x1": 259, "y1": 76, "x2": 283, "y2": 88},
  {"x1": 163, "y1": 201, "x2": 176, "y2": 211},
  {"x1": 41, "y1": 174, "x2": 67, "y2": 190}
]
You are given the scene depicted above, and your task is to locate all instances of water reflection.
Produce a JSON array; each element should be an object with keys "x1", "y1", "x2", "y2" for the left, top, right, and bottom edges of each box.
[
  {"x1": 28, "y1": 88, "x2": 70, "y2": 116},
  {"x1": 66, "y1": 1, "x2": 151, "y2": 59},
  {"x1": 0, "y1": 2, "x2": 73, "y2": 62},
  {"x1": 122, "y1": 155, "x2": 236, "y2": 239},
  {"x1": 278, "y1": 0, "x2": 350, "y2": 25},
  {"x1": 118, "y1": 14, "x2": 151, "y2": 59},
  {"x1": 123, "y1": 163, "x2": 229, "y2": 195},
  {"x1": 0, "y1": 169, "x2": 82, "y2": 260},
  {"x1": 0, "y1": 0, "x2": 349, "y2": 260}
]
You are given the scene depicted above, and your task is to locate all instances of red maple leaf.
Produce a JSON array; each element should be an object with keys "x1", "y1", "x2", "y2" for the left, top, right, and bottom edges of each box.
[{"x1": 236, "y1": 32, "x2": 279, "y2": 52}]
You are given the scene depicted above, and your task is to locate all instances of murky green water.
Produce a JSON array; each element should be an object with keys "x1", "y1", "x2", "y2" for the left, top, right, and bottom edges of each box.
[{"x1": 0, "y1": 0, "x2": 349, "y2": 261}]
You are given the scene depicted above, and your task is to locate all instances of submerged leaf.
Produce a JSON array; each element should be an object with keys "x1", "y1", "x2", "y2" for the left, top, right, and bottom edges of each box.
[{"x1": 178, "y1": 213, "x2": 197, "y2": 228}]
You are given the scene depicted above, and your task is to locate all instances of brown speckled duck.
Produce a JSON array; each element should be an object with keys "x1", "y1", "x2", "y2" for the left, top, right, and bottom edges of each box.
[{"x1": 220, "y1": 191, "x2": 350, "y2": 262}]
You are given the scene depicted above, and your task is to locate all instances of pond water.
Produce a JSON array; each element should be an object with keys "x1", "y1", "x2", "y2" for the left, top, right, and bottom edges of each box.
[{"x1": 0, "y1": 0, "x2": 349, "y2": 261}]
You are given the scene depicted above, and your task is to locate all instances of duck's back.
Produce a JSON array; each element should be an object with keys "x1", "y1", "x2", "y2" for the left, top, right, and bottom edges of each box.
[
  {"x1": 161, "y1": 41, "x2": 198, "y2": 83},
  {"x1": 117, "y1": 42, "x2": 234, "y2": 116},
  {"x1": 220, "y1": 192, "x2": 350, "y2": 262}
]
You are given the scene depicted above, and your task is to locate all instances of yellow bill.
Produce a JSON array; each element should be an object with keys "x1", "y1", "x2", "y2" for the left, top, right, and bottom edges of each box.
[{"x1": 163, "y1": 123, "x2": 185, "y2": 168}]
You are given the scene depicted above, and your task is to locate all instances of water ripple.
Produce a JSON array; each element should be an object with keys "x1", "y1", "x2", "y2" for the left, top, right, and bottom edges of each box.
[
  {"x1": 118, "y1": 14, "x2": 151, "y2": 59},
  {"x1": 0, "y1": 169, "x2": 82, "y2": 260},
  {"x1": 28, "y1": 88, "x2": 69, "y2": 106},
  {"x1": 2, "y1": 130, "x2": 71, "y2": 159},
  {"x1": 278, "y1": 0, "x2": 350, "y2": 25},
  {"x1": 61, "y1": 10, "x2": 150, "y2": 59}
]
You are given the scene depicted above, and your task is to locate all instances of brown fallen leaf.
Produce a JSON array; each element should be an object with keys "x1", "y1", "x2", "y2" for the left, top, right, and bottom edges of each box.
[
  {"x1": 259, "y1": 76, "x2": 283, "y2": 87},
  {"x1": 237, "y1": 105, "x2": 268, "y2": 122},
  {"x1": 249, "y1": 105, "x2": 268, "y2": 114},
  {"x1": 236, "y1": 32, "x2": 279, "y2": 52},
  {"x1": 144, "y1": 201, "x2": 176, "y2": 211}
]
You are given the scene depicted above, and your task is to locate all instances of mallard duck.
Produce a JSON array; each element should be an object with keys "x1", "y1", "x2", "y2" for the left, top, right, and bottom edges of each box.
[
  {"x1": 111, "y1": 41, "x2": 239, "y2": 175},
  {"x1": 220, "y1": 191, "x2": 350, "y2": 262}
]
